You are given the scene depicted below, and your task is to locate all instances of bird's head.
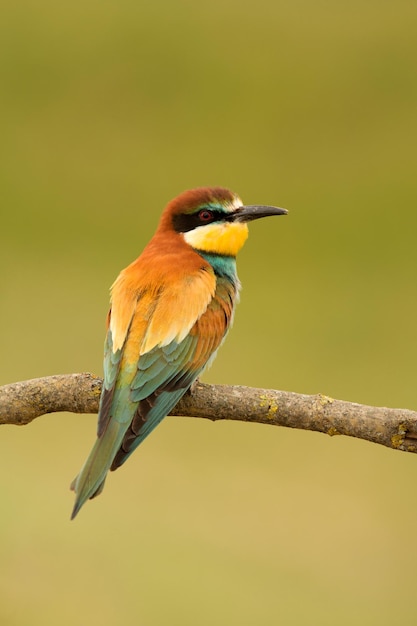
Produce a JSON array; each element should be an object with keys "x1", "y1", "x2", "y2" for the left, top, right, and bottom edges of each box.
[{"x1": 158, "y1": 187, "x2": 287, "y2": 257}]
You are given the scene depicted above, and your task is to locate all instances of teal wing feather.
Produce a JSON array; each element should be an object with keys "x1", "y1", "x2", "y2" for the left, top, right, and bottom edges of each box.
[
  {"x1": 110, "y1": 334, "x2": 202, "y2": 470},
  {"x1": 97, "y1": 328, "x2": 124, "y2": 437}
]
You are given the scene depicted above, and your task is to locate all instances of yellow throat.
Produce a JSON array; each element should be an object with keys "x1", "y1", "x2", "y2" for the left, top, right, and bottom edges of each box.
[{"x1": 183, "y1": 221, "x2": 249, "y2": 256}]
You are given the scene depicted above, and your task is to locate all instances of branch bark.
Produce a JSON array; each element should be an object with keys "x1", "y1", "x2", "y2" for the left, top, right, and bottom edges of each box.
[{"x1": 1, "y1": 373, "x2": 417, "y2": 454}]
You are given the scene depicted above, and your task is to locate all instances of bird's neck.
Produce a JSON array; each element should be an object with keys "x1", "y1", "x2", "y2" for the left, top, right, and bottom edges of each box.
[{"x1": 196, "y1": 251, "x2": 238, "y2": 283}]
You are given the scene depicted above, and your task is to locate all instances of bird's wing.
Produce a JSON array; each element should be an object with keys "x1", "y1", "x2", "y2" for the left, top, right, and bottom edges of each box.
[
  {"x1": 110, "y1": 278, "x2": 236, "y2": 469},
  {"x1": 71, "y1": 266, "x2": 236, "y2": 517}
]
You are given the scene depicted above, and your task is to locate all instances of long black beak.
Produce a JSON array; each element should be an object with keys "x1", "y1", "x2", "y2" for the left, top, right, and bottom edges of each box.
[{"x1": 232, "y1": 204, "x2": 288, "y2": 222}]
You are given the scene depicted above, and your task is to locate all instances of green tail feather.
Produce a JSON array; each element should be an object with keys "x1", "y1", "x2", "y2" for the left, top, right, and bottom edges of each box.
[{"x1": 70, "y1": 418, "x2": 126, "y2": 519}]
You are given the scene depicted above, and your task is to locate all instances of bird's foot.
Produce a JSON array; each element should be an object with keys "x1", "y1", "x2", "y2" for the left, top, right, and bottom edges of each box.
[{"x1": 186, "y1": 378, "x2": 200, "y2": 396}]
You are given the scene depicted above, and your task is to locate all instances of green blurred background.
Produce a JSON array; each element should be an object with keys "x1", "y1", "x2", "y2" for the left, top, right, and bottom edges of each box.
[{"x1": 1, "y1": 0, "x2": 417, "y2": 624}]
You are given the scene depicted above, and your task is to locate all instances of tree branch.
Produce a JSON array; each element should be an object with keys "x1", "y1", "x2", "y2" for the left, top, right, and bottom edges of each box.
[{"x1": 1, "y1": 373, "x2": 417, "y2": 454}]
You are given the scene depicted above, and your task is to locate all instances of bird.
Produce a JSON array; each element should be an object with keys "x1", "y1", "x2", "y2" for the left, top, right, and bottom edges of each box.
[{"x1": 70, "y1": 186, "x2": 287, "y2": 518}]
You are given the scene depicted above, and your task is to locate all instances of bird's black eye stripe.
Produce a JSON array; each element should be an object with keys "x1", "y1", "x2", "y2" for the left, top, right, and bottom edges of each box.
[{"x1": 172, "y1": 209, "x2": 229, "y2": 233}]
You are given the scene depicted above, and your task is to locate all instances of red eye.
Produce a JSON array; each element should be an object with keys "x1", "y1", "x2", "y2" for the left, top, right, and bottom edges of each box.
[{"x1": 198, "y1": 209, "x2": 213, "y2": 222}]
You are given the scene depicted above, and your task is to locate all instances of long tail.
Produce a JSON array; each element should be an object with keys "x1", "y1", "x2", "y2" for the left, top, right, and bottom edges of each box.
[{"x1": 70, "y1": 418, "x2": 126, "y2": 520}]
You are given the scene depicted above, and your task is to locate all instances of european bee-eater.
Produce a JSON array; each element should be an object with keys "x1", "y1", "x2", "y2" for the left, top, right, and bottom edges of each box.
[{"x1": 71, "y1": 187, "x2": 287, "y2": 518}]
